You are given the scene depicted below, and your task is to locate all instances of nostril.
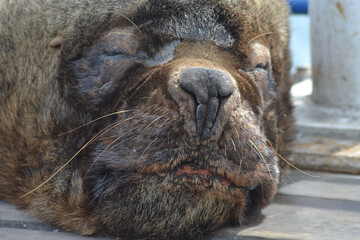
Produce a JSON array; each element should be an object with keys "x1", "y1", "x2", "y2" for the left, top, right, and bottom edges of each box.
[
  {"x1": 179, "y1": 67, "x2": 234, "y2": 103},
  {"x1": 179, "y1": 67, "x2": 234, "y2": 138},
  {"x1": 179, "y1": 68, "x2": 210, "y2": 104},
  {"x1": 217, "y1": 79, "x2": 234, "y2": 98}
]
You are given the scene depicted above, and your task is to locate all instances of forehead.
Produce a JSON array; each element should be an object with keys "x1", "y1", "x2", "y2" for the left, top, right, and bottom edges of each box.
[{"x1": 131, "y1": 0, "x2": 236, "y2": 48}]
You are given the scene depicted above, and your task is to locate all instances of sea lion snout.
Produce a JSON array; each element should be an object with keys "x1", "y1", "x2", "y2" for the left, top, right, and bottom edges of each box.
[
  {"x1": 178, "y1": 67, "x2": 234, "y2": 138},
  {"x1": 167, "y1": 62, "x2": 238, "y2": 142}
]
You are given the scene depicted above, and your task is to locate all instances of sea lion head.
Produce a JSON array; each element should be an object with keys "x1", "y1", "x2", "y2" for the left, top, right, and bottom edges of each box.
[
  {"x1": 0, "y1": 0, "x2": 292, "y2": 238},
  {"x1": 61, "y1": 0, "x2": 292, "y2": 238}
]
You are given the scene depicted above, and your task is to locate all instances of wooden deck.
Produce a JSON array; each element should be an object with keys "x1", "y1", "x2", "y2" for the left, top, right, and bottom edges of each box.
[{"x1": 1, "y1": 170, "x2": 359, "y2": 240}]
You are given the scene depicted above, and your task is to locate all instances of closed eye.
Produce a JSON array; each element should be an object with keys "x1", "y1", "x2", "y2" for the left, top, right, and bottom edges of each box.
[
  {"x1": 254, "y1": 62, "x2": 269, "y2": 71},
  {"x1": 102, "y1": 30, "x2": 140, "y2": 57}
]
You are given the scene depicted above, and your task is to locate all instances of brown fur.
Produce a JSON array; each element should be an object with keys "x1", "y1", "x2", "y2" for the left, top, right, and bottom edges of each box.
[{"x1": 0, "y1": 0, "x2": 292, "y2": 239}]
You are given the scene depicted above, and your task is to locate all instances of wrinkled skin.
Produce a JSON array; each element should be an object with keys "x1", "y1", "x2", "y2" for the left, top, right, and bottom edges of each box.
[{"x1": 0, "y1": 0, "x2": 293, "y2": 239}]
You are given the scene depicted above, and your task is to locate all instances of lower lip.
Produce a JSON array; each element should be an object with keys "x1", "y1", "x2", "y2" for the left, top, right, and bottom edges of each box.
[
  {"x1": 175, "y1": 165, "x2": 231, "y2": 187},
  {"x1": 175, "y1": 165, "x2": 211, "y2": 178}
]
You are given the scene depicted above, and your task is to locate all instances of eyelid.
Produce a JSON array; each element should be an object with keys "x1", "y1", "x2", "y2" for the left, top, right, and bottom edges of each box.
[
  {"x1": 237, "y1": 62, "x2": 269, "y2": 73},
  {"x1": 102, "y1": 30, "x2": 140, "y2": 57},
  {"x1": 254, "y1": 62, "x2": 269, "y2": 70}
]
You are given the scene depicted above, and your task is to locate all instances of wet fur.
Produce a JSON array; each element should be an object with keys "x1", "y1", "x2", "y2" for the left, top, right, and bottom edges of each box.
[{"x1": 0, "y1": 0, "x2": 292, "y2": 239}]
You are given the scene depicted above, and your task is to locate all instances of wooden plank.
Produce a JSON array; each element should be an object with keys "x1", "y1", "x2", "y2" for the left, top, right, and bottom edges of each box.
[
  {"x1": 279, "y1": 170, "x2": 360, "y2": 202},
  {"x1": 0, "y1": 201, "x2": 38, "y2": 223},
  {"x1": 0, "y1": 228, "x2": 110, "y2": 240},
  {"x1": 210, "y1": 194, "x2": 360, "y2": 240},
  {"x1": 0, "y1": 201, "x2": 54, "y2": 231},
  {"x1": 291, "y1": 136, "x2": 360, "y2": 174},
  {"x1": 0, "y1": 201, "x2": 111, "y2": 239}
]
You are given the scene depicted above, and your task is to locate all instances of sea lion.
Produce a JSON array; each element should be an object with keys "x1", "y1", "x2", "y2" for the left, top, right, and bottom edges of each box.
[{"x1": 0, "y1": 0, "x2": 293, "y2": 239}]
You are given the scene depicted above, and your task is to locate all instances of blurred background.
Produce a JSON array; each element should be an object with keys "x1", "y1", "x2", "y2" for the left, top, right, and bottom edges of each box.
[{"x1": 287, "y1": 0, "x2": 310, "y2": 72}]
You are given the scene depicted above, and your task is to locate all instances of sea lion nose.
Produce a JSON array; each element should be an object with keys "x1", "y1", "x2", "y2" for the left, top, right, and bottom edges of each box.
[{"x1": 179, "y1": 67, "x2": 234, "y2": 137}]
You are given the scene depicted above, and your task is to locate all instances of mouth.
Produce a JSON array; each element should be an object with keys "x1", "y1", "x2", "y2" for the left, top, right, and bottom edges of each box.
[
  {"x1": 174, "y1": 164, "x2": 231, "y2": 188},
  {"x1": 153, "y1": 162, "x2": 258, "y2": 191}
]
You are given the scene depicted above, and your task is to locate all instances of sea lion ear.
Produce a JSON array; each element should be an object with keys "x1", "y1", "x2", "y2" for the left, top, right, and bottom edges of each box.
[{"x1": 49, "y1": 35, "x2": 64, "y2": 49}]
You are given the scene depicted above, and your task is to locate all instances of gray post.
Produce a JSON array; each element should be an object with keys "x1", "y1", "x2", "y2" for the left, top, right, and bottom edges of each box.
[
  {"x1": 310, "y1": 0, "x2": 360, "y2": 109},
  {"x1": 291, "y1": 0, "x2": 360, "y2": 174}
]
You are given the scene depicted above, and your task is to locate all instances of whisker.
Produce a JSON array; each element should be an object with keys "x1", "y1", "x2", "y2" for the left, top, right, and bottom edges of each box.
[
  {"x1": 149, "y1": 106, "x2": 163, "y2": 115},
  {"x1": 138, "y1": 115, "x2": 165, "y2": 137},
  {"x1": 99, "y1": 107, "x2": 162, "y2": 142},
  {"x1": 230, "y1": 137, "x2": 237, "y2": 151},
  {"x1": 249, "y1": 139, "x2": 275, "y2": 184},
  {"x1": 238, "y1": 122, "x2": 318, "y2": 179},
  {"x1": 159, "y1": 139, "x2": 167, "y2": 147},
  {"x1": 20, "y1": 115, "x2": 136, "y2": 198},
  {"x1": 58, "y1": 110, "x2": 130, "y2": 136},
  {"x1": 139, "y1": 104, "x2": 163, "y2": 117},
  {"x1": 110, "y1": 135, "x2": 137, "y2": 150},
  {"x1": 156, "y1": 118, "x2": 171, "y2": 134},
  {"x1": 256, "y1": 144, "x2": 295, "y2": 184},
  {"x1": 109, "y1": 125, "x2": 142, "y2": 146},
  {"x1": 265, "y1": 139, "x2": 319, "y2": 178},
  {"x1": 86, "y1": 114, "x2": 167, "y2": 177},
  {"x1": 139, "y1": 138, "x2": 158, "y2": 160},
  {"x1": 137, "y1": 117, "x2": 171, "y2": 161},
  {"x1": 138, "y1": 117, "x2": 170, "y2": 159},
  {"x1": 99, "y1": 115, "x2": 153, "y2": 141},
  {"x1": 247, "y1": 32, "x2": 273, "y2": 44},
  {"x1": 234, "y1": 129, "x2": 245, "y2": 165},
  {"x1": 21, "y1": 132, "x2": 103, "y2": 198},
  {"x1": 120, "y1": 14, "x2": 141, "y2": 32},
  {"x1": 182, "y1": 138, "x2": 191, "y2": 148},
  {"x1": 84, "y1": 123, "x2": 146, "y2": 179},
  {"x1": 84, "y1": 143, "x2": 116, "y2": 180},
  {"x1": 167, "y1": 129, "x2": 172, "y2": 147},
  {"x1": 278, "y1": 166, "x2": 295, "y2": 183}
]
